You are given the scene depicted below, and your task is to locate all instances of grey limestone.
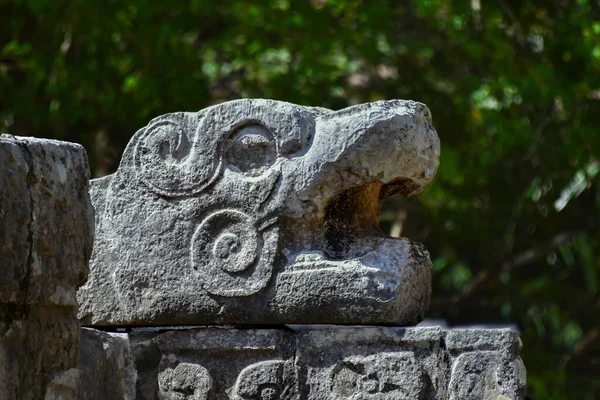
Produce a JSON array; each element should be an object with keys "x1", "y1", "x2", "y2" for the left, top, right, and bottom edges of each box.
[
  {"x1": 76, "y1": 326, "x2": 525, "y2": 399},
  {"x1": 0, "y1": 135, "x2": 93, "y2": 399},
  {"x1": 77, "y1": 98, "x2": 441, "y2": 326},
  {"x1": 298, "y1": 326, "x2": 526, "y2": 400},
  {"x1": 89, "y1": 327, "x2": 297, "y2": 400}
]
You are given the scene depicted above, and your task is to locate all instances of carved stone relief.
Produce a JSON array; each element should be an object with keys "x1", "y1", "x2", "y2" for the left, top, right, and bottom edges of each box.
[
  {"x1": 158, "y1": 362, "x2": 213, "y2": 400},
  {"x1": 142, "y1": 328, "x2": 297, "y2": 400},
  {"x1": 190, "y1": 209, "x2": 278, "y2": 297},
  {"x1": 296, "y1": 326, "x2": 447, "y2": 399},
  {"x1": 445, "y1": 329, "x2": 527, "y2": 400},
  {"x1": 77, "y1": 99, "x2": 440, "y2": 326},
  {"x1": 2, "y1": 105, "x2": 528, "y2": 399},
  {"x1": 91, "y1": 326, "x2": 524, "y2": 399},
  {"x1": 232, "y1": 360, "x2": 291, "y2": 400},
  {"x1": 329, "y1": 352, "x2": 426, "y2": 399}
]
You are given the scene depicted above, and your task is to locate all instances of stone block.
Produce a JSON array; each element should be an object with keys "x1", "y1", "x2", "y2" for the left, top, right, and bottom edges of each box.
[
  {"x1": 84, "y1": 326, "x2": 525, "y2": 399},
  {"x1": 298, "y1": 326, "x2": 526, "y2": 399},
  {"x1": 0, "y1": 135, "x2": 93, "y2": 306},
  {"x1": 156, "y1": 330, "x2": 296, "y2": 400},
  {"x1": 104, "y1": 327, "x2": 296, "y2": 400},
  {"x1": 0, "y1": 135, "x2": 93, "y2": 399},
  {"x1": 77, "y1": 99, "x2": 440, "y2": 326},
  {"x1": 445, "y1": 329, "x2": 527, "y2": 400},
  {"x1": 77, "y1": 328, "x2": 134, "y2": 400},
  {"x1": 296, "y1": 326, "x2": 448, "y2": 399}
]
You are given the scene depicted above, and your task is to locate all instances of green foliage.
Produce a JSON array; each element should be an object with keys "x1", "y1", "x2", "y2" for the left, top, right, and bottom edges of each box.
[{"x1": 2, "y1": 1, "x2": 600, "y2": 397}]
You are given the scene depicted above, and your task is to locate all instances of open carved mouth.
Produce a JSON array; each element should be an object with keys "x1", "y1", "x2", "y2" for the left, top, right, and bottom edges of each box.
[
  {"x1": 322, "y1": 178, "x2": 421, "y2": 261},
  {"x1": 280, "y1": 175, "x2": 431, "y2": 308}
]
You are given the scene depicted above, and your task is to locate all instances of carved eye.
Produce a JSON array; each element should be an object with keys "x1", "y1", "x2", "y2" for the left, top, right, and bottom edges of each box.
[{"x1": 226, "y1": 125, "x2": 277, "y2": 176}]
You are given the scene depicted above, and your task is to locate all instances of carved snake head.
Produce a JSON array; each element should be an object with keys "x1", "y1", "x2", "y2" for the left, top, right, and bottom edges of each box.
[{"x1": 78, "y1": 99, "x2": 440, "y2": 326}]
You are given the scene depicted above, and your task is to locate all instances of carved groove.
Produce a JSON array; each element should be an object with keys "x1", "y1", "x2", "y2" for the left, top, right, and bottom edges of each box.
[
  {"x1": 133, "y1": 100, "x2": 314, "y2": 198},
  {"x1": 329, "y1": 352, "x2": 425, "y2": 399}
]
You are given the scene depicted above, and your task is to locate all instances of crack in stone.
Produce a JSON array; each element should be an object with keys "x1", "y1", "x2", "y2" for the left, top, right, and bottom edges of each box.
[{"x1": 15, "y1": 137, "x2": 35, "y2": 305}]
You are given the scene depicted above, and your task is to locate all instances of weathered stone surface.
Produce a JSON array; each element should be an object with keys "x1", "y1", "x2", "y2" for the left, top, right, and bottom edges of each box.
[
  {"x1": 78, "y1": 98, "x2": 440, "y2": 326},
  {"x1": 445, "y1": 329, "x2": 527, "y2": 400},
  {"x1": 0, "y1": 308, "x2": 82, "y2": 400},
  {"x1": 0, "y1": 135, "x2": 93, "y2": 399},
  {"x1": 297, "y1": 326, "x2": 526, "y2": 400},
  {"x1": 102, "y1": 327, "x2": 296, "y2": 399},
  {"x1": 44, "y1": 369, "x2": 80, "y2": 400},
  {"x1": 77, "y1": 328, "x2": 132, "y2": 400},
  {"x1": 158, "y1": 329, "x2": 296, "y2": 400},
  {"x1": 79, "y1": 326, "x2": 525, "y2": 399},
  {"x1": 296, "y1": 326, "x2": 447, "y2": 399},
  {"x1": 0, "y1": 135, "x2": 93, "y2": 306}
]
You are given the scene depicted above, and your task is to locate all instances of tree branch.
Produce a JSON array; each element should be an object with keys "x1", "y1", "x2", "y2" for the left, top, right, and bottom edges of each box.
[
  {"x1": 450, "y1": 231, "x2": 580, "y2": 306},
  {"x1": 563, "y1": 327, "x2": 600, "y2": 367}
]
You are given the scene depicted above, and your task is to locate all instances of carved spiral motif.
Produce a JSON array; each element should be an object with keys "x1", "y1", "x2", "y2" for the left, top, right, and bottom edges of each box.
[
  {"x1": 191, "y1": 210, "x2": 277, "y2": 297},
  {"x1": 131, "y1": 100, "x2": 314, "y2": 198},
  {"x1": 134, "y1": 115, "x2": 221, "y2": 197}
]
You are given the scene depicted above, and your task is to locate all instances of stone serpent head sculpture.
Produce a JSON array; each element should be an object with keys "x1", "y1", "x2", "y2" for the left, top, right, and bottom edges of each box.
[{"x1": 78, "y1": 99, "x2": 440, "y2": 326}]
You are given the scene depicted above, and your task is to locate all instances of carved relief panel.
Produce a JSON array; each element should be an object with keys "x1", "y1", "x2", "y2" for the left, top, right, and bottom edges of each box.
[
  {"x1": 119, "y1": 327, "x2": 525, "y2": 399},
  {"x1": 296, "y1": 326, "x2": 448, "y2": 400},
  {"x1": 151, "y1": 328, "x2": 297, "y2": 400}
]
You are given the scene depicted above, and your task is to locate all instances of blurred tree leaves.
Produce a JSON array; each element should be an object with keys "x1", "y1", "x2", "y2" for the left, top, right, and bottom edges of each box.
[{"x1": 2, "y1": 0, "x2": 600, "y2": 397}]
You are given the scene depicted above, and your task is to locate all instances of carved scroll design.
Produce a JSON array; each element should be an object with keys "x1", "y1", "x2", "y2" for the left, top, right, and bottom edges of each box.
[
  {"x1": 191, "y1": 210, "x2": 278, "y2": 297},
  {"x1": 158, "y1": 362, "x2": 213, "y2": 400},
  {"x1": 132, "y1": 100, "x2": 314, "y2": 198},
  {"x1": 232, "y1": 360, "x2": 287, "y2": 400},
  {"x1": 329, "y1": 352, "x2": 425, "y2": 399},
  {"x1": 134, "y1": 114, "x2": 221, "y2": 197}
]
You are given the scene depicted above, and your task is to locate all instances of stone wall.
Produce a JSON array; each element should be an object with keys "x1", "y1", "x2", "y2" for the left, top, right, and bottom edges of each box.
[
  {"x1": 0, "y1": 134, "x2": 93, "y2": 399},
  {"x1": 77, "y1": 325, "x2": 526, "y2": 400}
]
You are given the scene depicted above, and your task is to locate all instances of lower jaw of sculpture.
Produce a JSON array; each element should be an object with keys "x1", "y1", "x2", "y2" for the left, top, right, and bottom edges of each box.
[
  {"x1": 80, "y1": 210, "x2": 431, "y2": 327},
  {"x1": 267, "y1": 179, "x2": 432, "y2": 326},
  {"x1": 78, "y1": 237, "x2": 431, "y2": 327},
  {"x1": 273, "y1": 237, "x2": 432, "y2": 326}
]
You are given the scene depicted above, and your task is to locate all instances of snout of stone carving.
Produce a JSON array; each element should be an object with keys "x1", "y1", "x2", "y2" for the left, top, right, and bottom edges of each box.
[{"x1": 77, "y1": 98, "x2": 440, "y2": 326}]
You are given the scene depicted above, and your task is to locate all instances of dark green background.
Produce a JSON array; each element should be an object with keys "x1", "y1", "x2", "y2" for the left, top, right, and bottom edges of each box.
[{"x1": 2, "y1": 1, "x2": 599, "y2": 397}]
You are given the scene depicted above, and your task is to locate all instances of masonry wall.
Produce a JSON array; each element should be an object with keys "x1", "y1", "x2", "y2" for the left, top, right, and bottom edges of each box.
[
  {"x1": 76, "y1": 325, "x2": 526, "y2": 400},
  {"x1": 0, "y1": 134, "x2": 93, "y2": 399}
]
